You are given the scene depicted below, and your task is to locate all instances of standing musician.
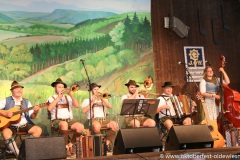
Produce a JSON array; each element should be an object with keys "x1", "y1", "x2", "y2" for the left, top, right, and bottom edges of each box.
[
  {"x1": 82, "y1": 83, "x2": 118, "y2": 152},
  {"x1": 199, "y1": 66, "x2": 230, "y2": 122},
  {"x1": 121, "y1": 80, "x2": 156, "y2": 128},
  {"x1": 157, "y1": 81, "x2": 196, "y2": 131},
  {"x1": 47, "y1": 78, "x2": 84, "y2": 156},
  {"x1": 0, "y1": 81, "x2": 42, "y2": 156}
]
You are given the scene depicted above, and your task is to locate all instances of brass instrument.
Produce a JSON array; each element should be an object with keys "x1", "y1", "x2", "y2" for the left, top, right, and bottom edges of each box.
[
  {"x1": 95, "y1": 92, "x2": 111, "y2": 100},
  {"x1": 144, "y1": 76, "x2": 153, "y2": 90},
  {"x1": 64, "y1": 84, "x2": 79, "y2": 94},
  {"x1": 102, "y1": 93, "x2": 111, "y2": 99},
  {"x1": 136, "y1": 76, "x2": 154, "y2": 90}
]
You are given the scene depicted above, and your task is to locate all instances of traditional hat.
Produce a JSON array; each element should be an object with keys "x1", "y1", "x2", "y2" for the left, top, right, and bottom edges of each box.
[
  {"x1": 10, "y1": 80, "x2": 24, "y2": 90},
  {"x1": 89, "y1": 83, "x2": 101, "y2": 91},
  {"x1": 51, "y1": 78, "x2": 67, "y2": 88},
  {"x1": 162, "y1": 81, "x2": 174, "y2": 88},
  {"x1": 125, "y1": 80, "x2": 139, "y2": 87}
]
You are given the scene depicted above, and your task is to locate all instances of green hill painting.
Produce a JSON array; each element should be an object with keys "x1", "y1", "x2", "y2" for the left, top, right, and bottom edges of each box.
[{"x1": 0, "y1": 0, "x2": 153, "y2": 133}]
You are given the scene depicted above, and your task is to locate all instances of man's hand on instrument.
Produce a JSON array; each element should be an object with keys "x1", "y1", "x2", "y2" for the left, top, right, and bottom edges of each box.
[
  {"x1": 6, "y1": 112, "x2": 13, "y2": 118},
  {"x1": 133, "y1": 89, "x2": 140, "y2": 98},
  {"x1": 58, "y1": 90, "x2": 64, "y2": 99},
  {"x1": 33, "y1": 105, "x2": 39, "y2": 113}
]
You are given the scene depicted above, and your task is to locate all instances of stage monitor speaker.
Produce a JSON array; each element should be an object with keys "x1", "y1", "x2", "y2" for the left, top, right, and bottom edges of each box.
[
  {"x1": 165, "y1": 125, "x2": 214, "y2": 151},
  {"x1": 18, "y1": 137, "x2": 66, "y2": 160},
  {"x1": 113, "y1": 127, "x2": 162, "y2": 155}
]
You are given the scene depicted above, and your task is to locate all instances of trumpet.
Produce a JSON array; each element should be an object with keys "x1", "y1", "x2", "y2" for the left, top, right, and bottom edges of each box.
[
  {"x1": 95, "y1": 92, "x2": 111, "y2": 100},
  {"x1": 64, "y1": 84, "x2": 79, "y2": 94}
]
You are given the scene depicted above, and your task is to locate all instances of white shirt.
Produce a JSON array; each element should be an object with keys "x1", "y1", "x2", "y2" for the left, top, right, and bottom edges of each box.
[
  {"x1": 82, "y1": 98, "x2": 106, "y2": 119},
  {"x1": 157, "y1": 93, "x2": 176, "y2": 119},
  {"x1": 0, "y1": 96, "x2": 33, "y2": 126},
  {"x1": 47, "y1": 94, "x2": 73, "y2": 120}
]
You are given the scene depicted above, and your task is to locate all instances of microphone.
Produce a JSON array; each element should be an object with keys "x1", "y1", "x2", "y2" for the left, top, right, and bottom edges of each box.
[
  {"x1": 80, "y1": 59, "x2": 85, "y2": 62},
  {"x1": 178, "y1": 61, "x2": 185, "y2": 65},
  {"x1": 205, "y1": 60, "x2": 211, "y2": 66}
]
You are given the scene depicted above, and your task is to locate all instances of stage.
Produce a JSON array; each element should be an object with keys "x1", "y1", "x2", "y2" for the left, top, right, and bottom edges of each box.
[{"x1": 67, "y1": 146, "x2": 240, "y2": 160}]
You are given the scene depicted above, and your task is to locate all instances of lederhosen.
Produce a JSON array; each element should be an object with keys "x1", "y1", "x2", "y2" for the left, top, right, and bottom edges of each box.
[
  {"x1": 90, "y1": 100, "x2": 116, "y2": 144},
  {"x1": 159, "y1": 95, "x2": 188, "y2": 125},
  {"x1": 51, "y1": 96, "x2": 75, "y2": 129},
  {"x1": 91, "y1": 100, "x2": 109, "y2": 125}
]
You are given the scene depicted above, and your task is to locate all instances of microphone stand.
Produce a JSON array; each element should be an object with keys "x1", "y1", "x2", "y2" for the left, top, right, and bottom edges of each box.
[
  {"x1": 184, "y1": 65, "x2": 199, "y2": 125},
  {"x1": 80, "y1": 60, "x2": 93, "y2": 135}
]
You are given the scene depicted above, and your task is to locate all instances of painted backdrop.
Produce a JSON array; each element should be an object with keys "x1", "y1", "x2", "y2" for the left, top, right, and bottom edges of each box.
[{"x1": 0, "y1": 0, "x2": 154, "y2": 132}]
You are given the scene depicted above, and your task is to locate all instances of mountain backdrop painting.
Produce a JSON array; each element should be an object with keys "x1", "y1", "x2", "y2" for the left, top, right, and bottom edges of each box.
[{"x1": 0, "y1": 0, "x2": 153, "y2": 132}]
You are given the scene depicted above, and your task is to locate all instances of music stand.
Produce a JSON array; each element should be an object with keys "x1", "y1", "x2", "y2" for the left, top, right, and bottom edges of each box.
[{"x1": 121, "y1": 99, "x2": 160, "y2": 127}]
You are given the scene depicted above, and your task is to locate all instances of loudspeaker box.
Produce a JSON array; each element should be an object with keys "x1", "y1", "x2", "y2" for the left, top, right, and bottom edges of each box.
[
  {"x1": 18, "y1": 137, "x2": 66, "y2": 160},
  {"x1": 113, "y1": 127, "x2": 162, "y2": 155},
  {"x1": 165, "y1": 125, "x2": 214, "y2": 151}
]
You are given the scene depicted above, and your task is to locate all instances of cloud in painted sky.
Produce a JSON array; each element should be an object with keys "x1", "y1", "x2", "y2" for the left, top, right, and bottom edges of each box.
[{"x1": 0, "y1": 0, "x2": 150, "y2": 13}]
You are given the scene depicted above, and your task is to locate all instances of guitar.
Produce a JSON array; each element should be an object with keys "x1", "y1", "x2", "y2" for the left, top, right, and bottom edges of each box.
[
  {"x1": 0, "y1": 103, "x2": 48, "y2": 129},
  {"x1": 196, "y1": 92, "x2": 225, "y2": 148}
]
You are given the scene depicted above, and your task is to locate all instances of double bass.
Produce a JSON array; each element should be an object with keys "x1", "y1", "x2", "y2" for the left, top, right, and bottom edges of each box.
[{"x1": 217, "y1": 55, "x2": 240, "y2": 134}]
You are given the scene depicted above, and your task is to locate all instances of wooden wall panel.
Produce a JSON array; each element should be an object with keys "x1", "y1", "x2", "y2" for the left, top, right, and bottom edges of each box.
[{"x1": 151, "y1": 0, "x2": 240, "y2": 122}]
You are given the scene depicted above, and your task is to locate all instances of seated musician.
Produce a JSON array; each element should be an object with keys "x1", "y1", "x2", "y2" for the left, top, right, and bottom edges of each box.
[
  {"x1": 121, "y1": 80, "x2": 156, "y2": 128},
  {"x1": 0, "y1": 81, "x2": 42, "y2": 156},
  {"x1": 157, "y1": 81, "x2": 196, "y2": 131},
  {"x1": 82, "y1": 82, "x2": 119, "y2": 152},
  {"x1": 47, "y1": 78, "x2": 84, "y2": 156}
]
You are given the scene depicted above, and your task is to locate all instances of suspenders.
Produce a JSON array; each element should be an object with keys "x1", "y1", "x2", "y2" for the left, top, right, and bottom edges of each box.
[
  {"x1": 91, "y1": 100, "x2": 104, "y2": 118},
  {"x1": 52, "y1": 95, "x2": 70, "y2": 119}
]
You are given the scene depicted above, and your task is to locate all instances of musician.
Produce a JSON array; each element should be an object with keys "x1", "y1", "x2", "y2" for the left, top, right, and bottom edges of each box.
[
  {"x1": 199, "y1": 66, "x2": 230, "y2": 122},
  {"x1": 82, "y1": 83, "x2": 118, "y2": 152},
  {"x1": 121, "y1": 80, "x2": 156, "y2": 128},
  {"x1": 47, "y1": 78, "x2": 84, "y2": 156},
  {"x1": 0, "y1": 81, "x2": 42, "y2": 156},
  {"x1": 156, "y1": 81, "x2": 194, "y2": 131}
]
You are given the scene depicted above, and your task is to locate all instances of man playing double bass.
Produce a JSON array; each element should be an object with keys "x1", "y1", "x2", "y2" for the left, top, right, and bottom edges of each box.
[
  {"x1": 0, "y1": 81, "x2": 42, "y2": 156},
  {"x1": 156, "y1": 81, "x2": 196, "y2": 131}
]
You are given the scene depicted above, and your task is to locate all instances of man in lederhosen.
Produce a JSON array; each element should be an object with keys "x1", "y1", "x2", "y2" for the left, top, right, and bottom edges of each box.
[
  {"x1": 0, "y1": 81, "x2": 42, "y2": 156},
  {"x1": 82, "y1": 83, "x2": 118, "y2": 152},
  {"x1": 156, "y1": 81, "x2": 193, "y2": 131},
  {"x1": 47, "y1": 78, "x2": 84, "y2": 156}
]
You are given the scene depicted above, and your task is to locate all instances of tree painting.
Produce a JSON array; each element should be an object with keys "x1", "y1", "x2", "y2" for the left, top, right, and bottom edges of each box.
[{"x1": 0, "y1": 0, "x2": 153, "y2": 129}]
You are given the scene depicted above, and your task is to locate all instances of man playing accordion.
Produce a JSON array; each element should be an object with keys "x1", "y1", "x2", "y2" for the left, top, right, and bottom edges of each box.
[{"x1": 156, "y1": 81, "x2": 196, "y2": 131}]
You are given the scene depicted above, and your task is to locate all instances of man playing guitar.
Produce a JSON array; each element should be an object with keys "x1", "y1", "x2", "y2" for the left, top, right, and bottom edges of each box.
[{"x1": 0, "y1": 81, "x2": 42, "y2": 156}]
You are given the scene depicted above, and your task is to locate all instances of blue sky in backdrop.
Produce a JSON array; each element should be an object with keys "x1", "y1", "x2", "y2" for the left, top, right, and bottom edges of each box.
[{"x1": 0, "y1": 0, "x2": 150, "y2": 13}]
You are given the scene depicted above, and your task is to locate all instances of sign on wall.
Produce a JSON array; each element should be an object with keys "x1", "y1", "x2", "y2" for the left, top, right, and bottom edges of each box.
[{"x1": 183, "y1": 46, "x2": 206, "y2": 82}]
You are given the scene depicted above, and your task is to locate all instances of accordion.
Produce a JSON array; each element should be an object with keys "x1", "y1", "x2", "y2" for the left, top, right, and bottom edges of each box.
[{"x1": 76, "y1": 134, "x2": 106, "y2": 158}]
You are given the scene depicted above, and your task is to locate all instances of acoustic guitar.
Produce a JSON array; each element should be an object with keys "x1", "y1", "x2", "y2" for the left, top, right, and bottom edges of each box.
[
  {"x1": 0, "y1": 103, "x2": 48, "y2": 129},
  {"x1": 196, "y1": 92, "x2": 225, "y2": 148}
]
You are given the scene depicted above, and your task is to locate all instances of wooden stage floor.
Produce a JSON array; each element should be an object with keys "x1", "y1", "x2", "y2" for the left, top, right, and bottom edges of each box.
[{"x1": 67, "y1": 146, "x2": 240, "y2": 160}]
